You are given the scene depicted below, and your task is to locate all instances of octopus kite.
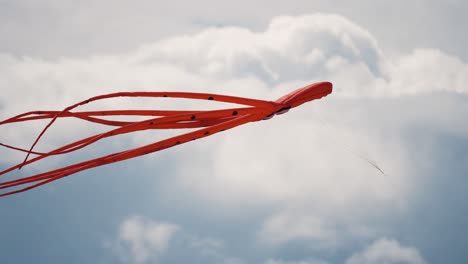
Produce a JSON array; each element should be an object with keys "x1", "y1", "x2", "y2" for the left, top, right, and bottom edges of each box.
[{"x1": 0, "y1": 81, "x2": 333, "y2": 197}]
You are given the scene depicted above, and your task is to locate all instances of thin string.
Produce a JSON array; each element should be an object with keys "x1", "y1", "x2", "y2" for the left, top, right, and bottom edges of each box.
[{"x1": 312, "y1": 107, "x2": 387, "y2": 176}]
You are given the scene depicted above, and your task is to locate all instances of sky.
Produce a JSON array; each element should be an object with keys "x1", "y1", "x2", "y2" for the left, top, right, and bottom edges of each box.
[{"x1": 1, "y1": 1, "x2": 467, "y2": 264}]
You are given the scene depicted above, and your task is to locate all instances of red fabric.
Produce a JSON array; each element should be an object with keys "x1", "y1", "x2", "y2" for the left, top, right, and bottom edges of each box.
[{"x1": 0, "y1": 82, "x2": 332, "y2": 196}]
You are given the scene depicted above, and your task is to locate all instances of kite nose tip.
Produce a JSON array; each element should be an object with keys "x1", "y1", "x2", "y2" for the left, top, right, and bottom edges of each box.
[
  {"x1": 292, "y1": 81, "x2": 333, "y2": 106},
  {"x1": 316, "y1": 81, "x2": 333, "y2": 93},
  {"x1": 273, "y1": 81, "x2": 333, "y2": 110}
]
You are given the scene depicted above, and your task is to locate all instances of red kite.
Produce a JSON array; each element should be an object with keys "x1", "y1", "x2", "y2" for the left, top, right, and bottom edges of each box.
[{"x1": 0, "y1": 81, "x2": 332, "y2": 197}]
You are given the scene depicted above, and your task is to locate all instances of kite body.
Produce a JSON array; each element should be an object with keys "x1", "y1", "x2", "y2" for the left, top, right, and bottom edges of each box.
[{"x1": 0, "y1": 81, "x2": 332, "y2": 197}]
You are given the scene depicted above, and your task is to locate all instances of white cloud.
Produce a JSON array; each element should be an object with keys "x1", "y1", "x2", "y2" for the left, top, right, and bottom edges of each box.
[
  {"x1": 187, "y1": 236, "x2": 247, "y2": 264},
  {"x1": 131, "y1": 14, "x2": 387, "y2": 85},
  {"x1": 345, "y1": 238, "x2": 426, "y2": 264},
  {"x1": 189, "y1": 237, "x2": 225, "y2": 257},
  {"x1": 3, "y1": 1, "x2": 467, "y2": 64},
  {"x1": 116, "y1": 216, "x2": 178, "y2": 263},
  {"x1": 265, "y1": 258, "x2": 329, "y2": 264},
  {"x1": 1, "y1": 13, "x2": 467, "y2": 260},
  {"x1": 387, "y1": 48, "x2": 468, "y2": 95},
  {"x1": 258, "y1": 212, "x2": 337, "y2": 247}
]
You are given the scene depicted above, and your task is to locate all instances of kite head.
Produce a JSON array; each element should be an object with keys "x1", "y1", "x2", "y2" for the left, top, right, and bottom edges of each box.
[
  {"x1": 272, "y1": 81, "x2": 332, "y2": 116},
  {"x1": 263, "y1": 81, "x2": 332, "y2": 120},
  {"x1": 275, "y1": 81, "x2": 332, "y2": 108}
]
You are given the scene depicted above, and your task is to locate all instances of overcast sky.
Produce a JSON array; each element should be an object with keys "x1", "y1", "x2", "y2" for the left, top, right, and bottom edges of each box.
[{"x1": 1, "y1": 1, "x2": 467, "y2": 264}]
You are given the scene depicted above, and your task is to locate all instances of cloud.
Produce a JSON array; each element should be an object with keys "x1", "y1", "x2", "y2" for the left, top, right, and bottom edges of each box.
[
  {"x1": 129, "y1": 14, "x2": 468, "y2": 97},
  {"x1": 265, "y1": 258, "x2": 329, "y2": 264},
  {"x1": 258, "y1": 211, "x2": 337, "y2": 247},
  {"x1": 3, "y1": 0, "x2": 467, "y2": 64},
  {"x1": 345, "y1": 238, "x2": 426, "y2": 264},
  {"x1": 131, "y1": 14, "x2": 386, "y2": 84},
  {"x1": 1, "y1": 12, "x2": 467, "y2": 263},
  {"x1": 115, "y1": 216, "x2": 178, "y2": 263},
  {"x1": 387, "y1": 48, "x2": 468, "y2": 95},
  {"x1": 263, "y1": 238, "x2": 426, "y2": 264},
  {"x1": 189, "y1": 237, "x2": 225, "y2": 257}
]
